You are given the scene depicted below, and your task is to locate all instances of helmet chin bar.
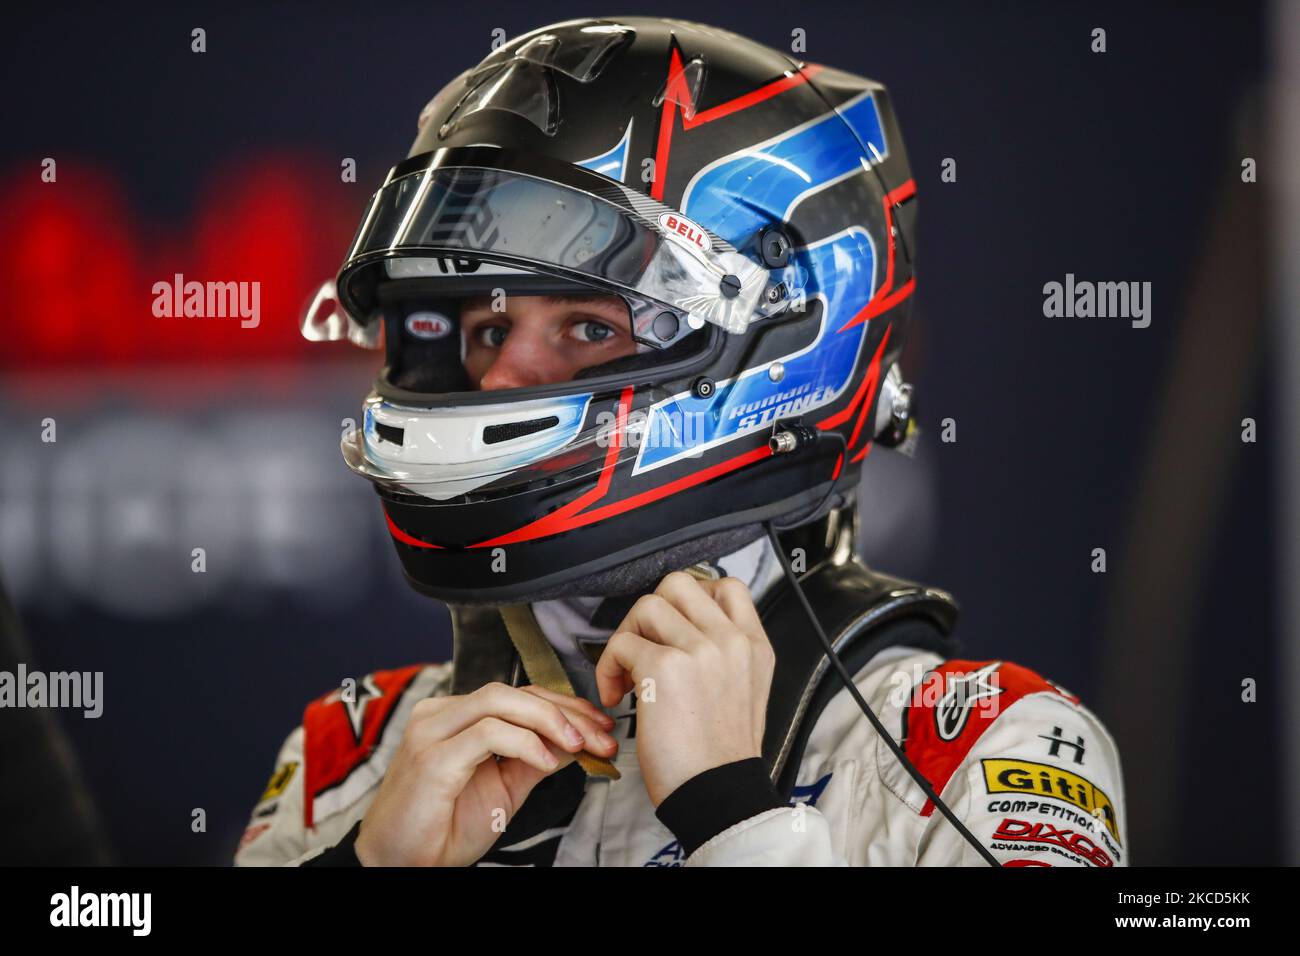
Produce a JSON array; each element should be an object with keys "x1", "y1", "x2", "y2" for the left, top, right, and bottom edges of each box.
[{"x1": 342, "y1": 385, "x2": 657, "y2": 503}]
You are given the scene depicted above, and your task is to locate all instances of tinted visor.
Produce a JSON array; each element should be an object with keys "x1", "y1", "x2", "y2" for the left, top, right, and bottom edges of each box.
[{"x1": 339, "y1": 149, "x2": 778, "y2": 336}]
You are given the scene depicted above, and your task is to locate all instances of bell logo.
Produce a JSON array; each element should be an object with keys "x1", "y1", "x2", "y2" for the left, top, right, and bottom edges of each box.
[
  {"x1": 405, "y1": 312, "x2": 453, "y2": 340},
  {"x1": 658, "y1": 212, "x2": 712, "y2": 254}
]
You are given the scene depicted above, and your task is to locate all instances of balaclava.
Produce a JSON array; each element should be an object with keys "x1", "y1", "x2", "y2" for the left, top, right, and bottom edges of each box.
[{"x1": 530, "y1": 532, "x2": 786, "y2": 704}]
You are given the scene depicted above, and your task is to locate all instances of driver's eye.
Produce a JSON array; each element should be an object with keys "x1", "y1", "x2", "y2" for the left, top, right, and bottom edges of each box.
[
  {"x1": 476, "y1": 325, "x2": 508, "y2": 348},
  {"x1": 574, "y1": 320, "x2": 615, "y2": 343}
]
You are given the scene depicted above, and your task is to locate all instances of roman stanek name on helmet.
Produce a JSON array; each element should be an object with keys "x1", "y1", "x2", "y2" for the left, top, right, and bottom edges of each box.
[{"x1": 729, "y1": 383, "x2": 836, "y2": 430}]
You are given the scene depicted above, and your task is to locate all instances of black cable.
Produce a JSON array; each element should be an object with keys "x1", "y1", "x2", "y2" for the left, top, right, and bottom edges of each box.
[{"x1": 763, "y1": 519, "x2": 1001, "y2": 867}]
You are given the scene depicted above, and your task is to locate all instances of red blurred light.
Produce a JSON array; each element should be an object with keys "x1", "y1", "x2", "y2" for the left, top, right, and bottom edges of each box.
[{"x1": 0, "y1": 156, "x2": 361, "y2": 369}]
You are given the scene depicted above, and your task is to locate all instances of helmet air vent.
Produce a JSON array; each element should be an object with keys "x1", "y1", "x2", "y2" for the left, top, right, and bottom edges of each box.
[
  {"x1": 374, "y1": 422, "x2": 405, "y2": 446},
  {"x1": 483, "y1": 415, "x2": 561, "y2": 445}
]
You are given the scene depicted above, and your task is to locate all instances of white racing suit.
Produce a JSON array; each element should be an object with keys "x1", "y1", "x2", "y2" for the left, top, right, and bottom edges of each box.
[{"x1": 235, "y1": 538, "x2": 1128, "y2": 868}]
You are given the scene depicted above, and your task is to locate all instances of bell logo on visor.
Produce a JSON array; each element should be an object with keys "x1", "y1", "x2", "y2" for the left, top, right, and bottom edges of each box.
[
  {"x1": 658, "y1": 212, "x2": 713, "y2": 256},
  {"x1": 405, "y1": 311, "x2": 454, "y2": 340}
]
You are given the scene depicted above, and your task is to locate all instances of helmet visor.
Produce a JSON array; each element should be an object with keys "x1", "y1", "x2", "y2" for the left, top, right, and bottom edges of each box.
[{"x1": 339, "y1": 150, "x2": 781, "y2": 336}]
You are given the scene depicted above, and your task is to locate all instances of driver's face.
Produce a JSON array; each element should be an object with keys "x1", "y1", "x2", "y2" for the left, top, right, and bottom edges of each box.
[{"x1": 461, "y1": 293, "x2": 639, "y2": 390}]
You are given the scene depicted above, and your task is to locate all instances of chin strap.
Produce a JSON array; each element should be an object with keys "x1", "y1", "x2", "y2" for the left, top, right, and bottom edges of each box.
[
  {"x1": 587, "y1": 559, "x2": 725, "y2": 630},
  {"x1": 762, "y1": 521, "x2": 1001, "y2": 867},
  {"x1": 498, "y1": 604, "x2": 621, "y2": 780}
]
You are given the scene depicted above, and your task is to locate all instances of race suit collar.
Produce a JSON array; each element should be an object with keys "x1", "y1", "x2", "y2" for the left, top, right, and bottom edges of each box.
[{"x1": 529, "y1": 534, "x2": 785, "y2": 704}]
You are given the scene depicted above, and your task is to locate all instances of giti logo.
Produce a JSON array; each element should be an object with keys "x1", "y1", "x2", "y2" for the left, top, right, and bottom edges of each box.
[{"x1": 982, "y1": 758, "x2": 1121, "y2": 846}]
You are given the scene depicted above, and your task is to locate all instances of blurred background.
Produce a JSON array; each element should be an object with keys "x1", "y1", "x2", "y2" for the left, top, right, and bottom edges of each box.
[{"x1": 1, "y1": 1, "x2": 1286, "y2": 865}]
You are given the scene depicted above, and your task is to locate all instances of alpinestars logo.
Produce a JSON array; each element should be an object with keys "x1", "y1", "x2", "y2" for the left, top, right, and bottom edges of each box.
[
  {"x1": 934, "y1": 662, "x2": 1004, "y2": 740},
  {"x1": 341, "y1": 675, "x2": 383, "y2": 744}
]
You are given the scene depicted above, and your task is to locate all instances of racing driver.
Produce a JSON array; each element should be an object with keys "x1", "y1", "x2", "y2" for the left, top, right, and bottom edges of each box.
[{"x1": 235, "y1": 17, "x2": 1127, "y2": 868}]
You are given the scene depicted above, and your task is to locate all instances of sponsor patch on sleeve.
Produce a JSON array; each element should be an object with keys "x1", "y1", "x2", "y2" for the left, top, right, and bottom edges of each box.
[
  {"x1": 259, "y1": 761, "x2": 298, "y2": 803},
  {"x1": 982, "y1": 757, "x2": 1122, "y2": 848},
  {"x1": 900, "y1": 659, "x2": 1076, "y2": 816}
]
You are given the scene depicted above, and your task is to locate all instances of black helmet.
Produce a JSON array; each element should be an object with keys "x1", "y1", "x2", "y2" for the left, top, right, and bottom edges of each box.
[{"x1": 306, "y1": 17, "x2": 920, "y2": 603}]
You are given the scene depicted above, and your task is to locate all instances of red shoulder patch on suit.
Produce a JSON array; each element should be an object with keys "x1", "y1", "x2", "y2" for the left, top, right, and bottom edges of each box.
[
  {"x1": 302, "y1": 664, "x2": 427, "y2": 829},
  {"x1": 902, "y1": 659, "x2": 1078, "y2": 817}
]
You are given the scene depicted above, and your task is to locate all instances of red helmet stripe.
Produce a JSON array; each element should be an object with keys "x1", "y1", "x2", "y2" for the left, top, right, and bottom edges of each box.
[
  {"x1": 683, "y1": 64, "x2": 824, "y2": 130},
  {"x1": 838, "y1": 179, "x2": 916, "y2": 333},
  {"x1": 651, "y1": 47, "x2": 824, "y2": 201}
]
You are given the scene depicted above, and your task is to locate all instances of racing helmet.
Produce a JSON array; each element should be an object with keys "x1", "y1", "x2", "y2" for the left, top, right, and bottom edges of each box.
[{"x1": 306, "y1": 17, "x2": 921, "y2": 604}]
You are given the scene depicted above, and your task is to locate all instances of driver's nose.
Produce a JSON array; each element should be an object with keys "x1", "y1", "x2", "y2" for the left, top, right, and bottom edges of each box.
[{"x1": 477, "y1": 330, "x2": 563, "y2": 390}]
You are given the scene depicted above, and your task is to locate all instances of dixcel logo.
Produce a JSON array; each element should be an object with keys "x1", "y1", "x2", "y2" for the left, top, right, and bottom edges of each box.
[
  {"x1": 405, "y1": 312, "x2": 453, "y2": 340},
  {"x1": 992, "y1": 818, "x2": 1114, "y2": 867},
  {"x1": 658, "y1": 212, "x2": 712, "y2": 254}
]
